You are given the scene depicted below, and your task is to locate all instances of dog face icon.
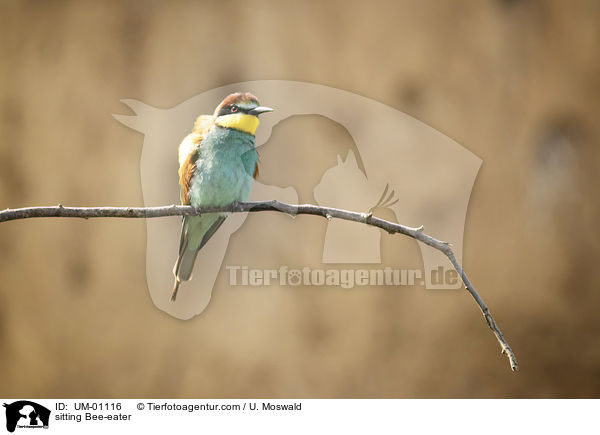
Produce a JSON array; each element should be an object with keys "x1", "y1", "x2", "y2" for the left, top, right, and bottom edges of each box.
[{"x1": 3, "y1": 401, "x2": 50, "y2": 433}]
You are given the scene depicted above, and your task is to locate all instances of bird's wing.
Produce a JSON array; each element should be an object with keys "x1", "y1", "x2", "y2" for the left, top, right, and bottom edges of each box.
[
  {"x1": 179, "y1": 149, "x2": 197, "y2": 205},
  {"x1": 178, "y1": 114, "x2": 214, "y2": 167},
  {"x1": 178, "y1": 115, "x2": 215, "y2": 205},
  {"x1": 253, "y1": 149, "x2": 260, "y2": 179}
]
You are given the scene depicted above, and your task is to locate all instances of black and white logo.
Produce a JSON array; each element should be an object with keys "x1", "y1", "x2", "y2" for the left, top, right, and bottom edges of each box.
[{"x1": 3, "y1": 401, "x2": 50, "y2": 433}]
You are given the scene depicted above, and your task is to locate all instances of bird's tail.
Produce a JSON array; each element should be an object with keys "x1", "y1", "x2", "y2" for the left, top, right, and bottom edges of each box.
[
  {"x1": 171, "y1": 214, "x2": 226, "y2": 301},
  {"x1": 171, "y1": 246, "x2": 199, "y2": 301}
]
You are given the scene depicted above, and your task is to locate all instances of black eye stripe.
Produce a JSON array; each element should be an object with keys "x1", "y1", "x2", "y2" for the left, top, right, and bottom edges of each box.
[{"x1": 218, "y1": 105, "x2": 253, "y2": 117}]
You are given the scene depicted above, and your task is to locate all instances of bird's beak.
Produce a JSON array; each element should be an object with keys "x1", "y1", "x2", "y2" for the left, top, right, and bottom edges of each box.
[{"x1": 248, "y1": 106, "x2": 274, "y2": 116}]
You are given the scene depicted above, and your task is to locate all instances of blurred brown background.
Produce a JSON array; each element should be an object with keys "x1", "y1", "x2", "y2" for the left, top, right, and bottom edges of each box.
[{"x1": 1, "y1": 0, "x2": 600, "y2": 398}]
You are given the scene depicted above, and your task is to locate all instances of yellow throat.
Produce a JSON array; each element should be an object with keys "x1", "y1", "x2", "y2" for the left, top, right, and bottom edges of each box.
[{"x1": 215, "y1": 113, "x2": 260, "y2": 135}]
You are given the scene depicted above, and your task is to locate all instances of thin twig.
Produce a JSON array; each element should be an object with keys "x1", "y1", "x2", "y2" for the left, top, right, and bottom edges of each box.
[{"x1": 0, "y1": 201, "x2": 518, "y2": 371}]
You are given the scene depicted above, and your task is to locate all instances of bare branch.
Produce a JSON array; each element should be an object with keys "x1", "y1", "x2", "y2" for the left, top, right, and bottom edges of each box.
[{"x1": 0, "y1": 201, "x2": 518, "y2": 371}]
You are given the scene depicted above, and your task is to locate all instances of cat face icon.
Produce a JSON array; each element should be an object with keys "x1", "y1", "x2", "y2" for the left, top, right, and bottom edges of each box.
[{"x1": 315, "y1": 150, "x2": 400, "y2": 263}]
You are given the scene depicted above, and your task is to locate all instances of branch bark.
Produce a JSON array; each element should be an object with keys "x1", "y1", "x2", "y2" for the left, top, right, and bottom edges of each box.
[{"x1": 0, "y1": 201, "x2": 518, "y2": 371}]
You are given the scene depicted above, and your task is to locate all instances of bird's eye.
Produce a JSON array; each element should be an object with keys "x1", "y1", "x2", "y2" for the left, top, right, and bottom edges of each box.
[{"x1": 230, "y1": 105, "x2": 238, "y2": 113}]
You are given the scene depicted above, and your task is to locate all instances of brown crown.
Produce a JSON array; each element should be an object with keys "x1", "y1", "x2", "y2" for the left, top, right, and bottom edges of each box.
[{"x1": 214, "y1": 92, "x2": 259, "y2": 114}]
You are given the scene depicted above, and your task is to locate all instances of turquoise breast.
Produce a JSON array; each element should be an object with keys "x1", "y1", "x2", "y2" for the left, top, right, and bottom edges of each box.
[{"x1": 188, "y1": 126, "x2": 258, "y2": 208}]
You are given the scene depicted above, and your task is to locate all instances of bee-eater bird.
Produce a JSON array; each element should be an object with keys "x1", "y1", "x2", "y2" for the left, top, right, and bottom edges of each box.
[{"x1": 171, "y1": 92, "x2": 273, "y2": 301}]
